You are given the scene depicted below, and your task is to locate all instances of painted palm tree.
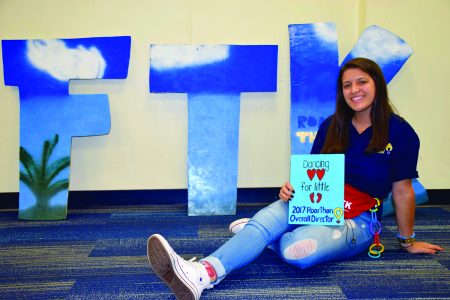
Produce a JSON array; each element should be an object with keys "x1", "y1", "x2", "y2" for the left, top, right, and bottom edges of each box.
[{"x1": 19, "y1": 134, "x2": 70, "y2": 212}]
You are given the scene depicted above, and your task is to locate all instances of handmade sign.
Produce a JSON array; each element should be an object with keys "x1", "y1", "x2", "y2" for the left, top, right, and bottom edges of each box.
[
  {"x1": 289, "y1": 154, "x2": 344, "y2": 225},
  {"x1": 2, "y1": 36, "x2": 131, "y2": 220},
  {"x1": 150, "y1": 45, "x2": 277, "y2": 216}
]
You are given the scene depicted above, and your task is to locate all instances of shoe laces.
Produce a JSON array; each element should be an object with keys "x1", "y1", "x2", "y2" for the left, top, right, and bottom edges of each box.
[{"x1": 187, "y1": 257, "x2": 214, "y2": 289}]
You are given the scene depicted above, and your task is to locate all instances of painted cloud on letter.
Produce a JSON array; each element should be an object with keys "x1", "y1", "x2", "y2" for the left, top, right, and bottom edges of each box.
[
  {"x1": 350, "y1": 26, "x2": 412, "y2": 64},
  {"x1": 151, "y1": 45, "x2": 230, "y2": 70},
  {"x1": 313, "y1": 23, "x2": 337, "y2": 44},
  {"x1": 27, "y1": 39, "x2": 106, "y2": 81}
]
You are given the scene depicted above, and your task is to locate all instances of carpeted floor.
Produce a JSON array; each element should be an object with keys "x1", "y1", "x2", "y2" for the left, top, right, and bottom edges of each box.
[{"x1": 0, "y1": 204, "x2": 449, "y2": 299}]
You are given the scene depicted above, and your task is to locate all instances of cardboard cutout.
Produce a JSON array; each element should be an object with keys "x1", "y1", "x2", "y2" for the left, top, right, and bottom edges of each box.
[
  {"x1": 150, "y1": 45, "x2": 277, "y2": 215},
  {"x1": 289, "y1": 24, "x2": 413, "y2": 154},
  {"x1": 289, "y1": 24, "x2": 427, "y2": 215},
  {"x1": 2, "y1": 37, "x2": 131, "y2": 220}
]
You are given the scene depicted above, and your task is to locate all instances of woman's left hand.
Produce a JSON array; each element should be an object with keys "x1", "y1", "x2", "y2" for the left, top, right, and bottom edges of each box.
[{"x1": 403, "y1": 241, "x2": 444, "y2": 254}]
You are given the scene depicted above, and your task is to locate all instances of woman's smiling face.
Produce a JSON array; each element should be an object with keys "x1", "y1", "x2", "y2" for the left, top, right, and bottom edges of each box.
[{"x1": 342, "y1": 68, "x2": 376, "y2": 116}]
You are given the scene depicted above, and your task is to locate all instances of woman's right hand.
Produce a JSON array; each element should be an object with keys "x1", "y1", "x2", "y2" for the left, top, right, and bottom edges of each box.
[{"x1": 279, "y1": 181, "x2": 295, "y2": 202}]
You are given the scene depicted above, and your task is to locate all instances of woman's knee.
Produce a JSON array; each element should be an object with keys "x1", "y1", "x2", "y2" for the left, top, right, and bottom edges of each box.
[
  {"x1": 280, "y1": 235, "x2": 320, "y2": 269},
  {"x1": 279, "y1": 219, "x2": 373, "y2": 269},
  {"x1": 247, "y1": 200, "x2": 290, "y2": 242}
]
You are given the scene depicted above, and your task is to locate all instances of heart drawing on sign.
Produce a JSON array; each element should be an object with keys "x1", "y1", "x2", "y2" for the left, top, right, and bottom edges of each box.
[
  {"x1": 307, "y1": 169, "x2": 316, "y2": 180},
  {"x1": 316, "y1": 169, "x2": 325, "y2": 181}
]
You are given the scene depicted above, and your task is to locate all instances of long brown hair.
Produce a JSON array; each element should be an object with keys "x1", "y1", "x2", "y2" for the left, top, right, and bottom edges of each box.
[{"x1": 321, "y1": 57, "x2": 394, "y2": 154}]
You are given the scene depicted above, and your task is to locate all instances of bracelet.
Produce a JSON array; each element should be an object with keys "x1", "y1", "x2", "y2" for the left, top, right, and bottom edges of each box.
[{"x1": 397, "y1": 232, "x2": 416, "y2": 244}]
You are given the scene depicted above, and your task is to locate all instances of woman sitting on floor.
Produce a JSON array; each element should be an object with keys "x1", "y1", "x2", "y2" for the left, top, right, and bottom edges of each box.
[{"x1": 146, "y1": 57, "x2": 444, "y2": 300}]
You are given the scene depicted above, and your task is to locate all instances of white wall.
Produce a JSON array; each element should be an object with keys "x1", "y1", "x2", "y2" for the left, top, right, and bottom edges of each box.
[
  {"x1": 363, "y1": 0, "x2": 450, "y2": 189},
  {"x1": 0, "y1": 0, "x2": 448, "y2": 193}
]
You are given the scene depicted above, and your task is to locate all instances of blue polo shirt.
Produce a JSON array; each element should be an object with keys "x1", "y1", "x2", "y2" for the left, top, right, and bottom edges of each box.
[{"x1": 311, "y1": 114, "x2": 419, "y2": 199}]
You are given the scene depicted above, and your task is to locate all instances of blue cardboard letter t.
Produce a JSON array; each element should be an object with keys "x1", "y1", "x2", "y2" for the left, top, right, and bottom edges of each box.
[{"x1": 150, "y1": 45, "x2": 277, "y2": 215}]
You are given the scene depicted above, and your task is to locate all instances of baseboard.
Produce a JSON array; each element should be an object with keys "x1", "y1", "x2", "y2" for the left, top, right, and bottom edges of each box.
[
  {"x1": 425, "y1": 189, "x2": 449, "y2": 205},
  {"x1": 0, "y1": 187, "x2": 280, "y2": 209},
  {"x1": 0, "y1": 192, "x2": 18, "y2": 210},
  {"x1": 0, "y1": 188, "x2": 447, "y2": 210}
]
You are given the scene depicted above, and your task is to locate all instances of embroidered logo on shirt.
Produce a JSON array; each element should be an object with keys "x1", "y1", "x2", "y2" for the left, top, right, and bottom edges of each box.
[{"x1": 378, "y1": 143, "x2": 393, "y2": 155}]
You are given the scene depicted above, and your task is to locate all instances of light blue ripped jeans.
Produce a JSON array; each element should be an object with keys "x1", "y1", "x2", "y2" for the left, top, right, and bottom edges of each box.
[{"x1": 202, "y1": 200, "x2": 374, "y2": 284}]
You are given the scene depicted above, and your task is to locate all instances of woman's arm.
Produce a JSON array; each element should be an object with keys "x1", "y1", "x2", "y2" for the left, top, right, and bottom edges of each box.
[{"x1": 392, "y1": 179, "x2": 444, "y2": 254}]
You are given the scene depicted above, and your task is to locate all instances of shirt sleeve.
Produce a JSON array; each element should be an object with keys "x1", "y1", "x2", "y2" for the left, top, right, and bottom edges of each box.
[{"x1": 389, "y1": 119, "x2": 420, "y2": 182}]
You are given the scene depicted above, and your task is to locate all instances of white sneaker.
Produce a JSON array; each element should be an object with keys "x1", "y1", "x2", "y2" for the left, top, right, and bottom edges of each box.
[
  {"x1": 228, "y1": 218, "x2": 250, "y2": 235},
  {"x1": 147, "y1": 234, "x2": 212, "y2": 300}
]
